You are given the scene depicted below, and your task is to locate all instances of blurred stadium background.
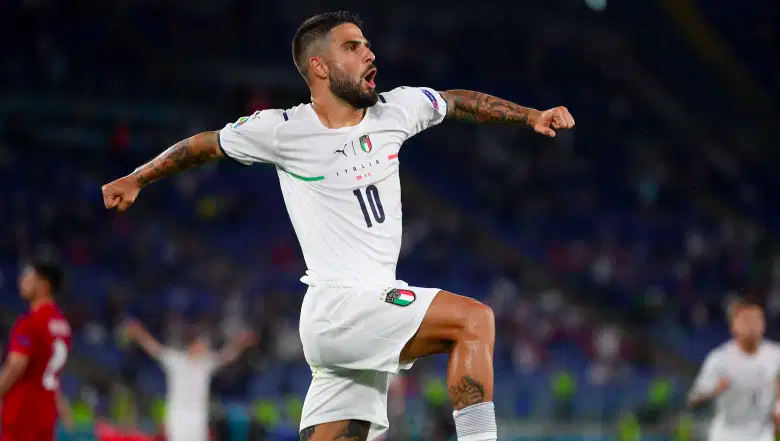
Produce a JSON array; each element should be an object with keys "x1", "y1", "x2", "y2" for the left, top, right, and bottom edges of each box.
[{"x1": 1, "y1": 0, "x2": 779, "y2": 440}]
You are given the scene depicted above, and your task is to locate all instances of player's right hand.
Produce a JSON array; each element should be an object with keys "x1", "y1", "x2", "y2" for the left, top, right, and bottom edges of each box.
[{"x1": 102, "y1": 175, "x2": 141, "y2": 211}]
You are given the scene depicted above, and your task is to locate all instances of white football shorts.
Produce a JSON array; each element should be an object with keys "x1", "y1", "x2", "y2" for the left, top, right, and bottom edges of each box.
[{"x1": 298, "y1": 281, "x2": 441, "y2": 438}]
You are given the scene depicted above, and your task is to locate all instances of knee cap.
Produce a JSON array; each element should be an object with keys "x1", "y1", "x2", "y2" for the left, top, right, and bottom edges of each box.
[{"x1": 460, "y1": 300, "x2": 495, "y2": 342}]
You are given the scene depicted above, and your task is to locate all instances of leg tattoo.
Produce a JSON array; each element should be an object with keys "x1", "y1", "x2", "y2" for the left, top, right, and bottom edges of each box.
[
  {"x1": 449, "y1": 375, "x2": 486, "y2": 410},
  {"x1": 299, "y1": 420, "x2": 370, "y2": 441},
  {"x1": 300, "y1": 425, "x2": 317, "y2": 441},
  {"x1": 336, "y1": 420, "x2": 370, "y2": 441}
]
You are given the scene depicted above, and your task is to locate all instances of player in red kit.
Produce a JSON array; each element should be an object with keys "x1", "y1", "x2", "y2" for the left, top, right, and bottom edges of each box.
[{"x1": 0, "y1": 258, "x2": 72, "y2": 441}]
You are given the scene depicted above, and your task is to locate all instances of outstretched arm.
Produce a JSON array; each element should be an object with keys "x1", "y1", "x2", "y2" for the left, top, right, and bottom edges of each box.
[
  {"x1": 215, "y1": 331, "x2": 257, "y2": 368},
  {"x1": 132, "y1": 131, "x2": 224, "y2": 188},
  {"x1": 126, "y1": 321, "x2": 164, "y2": 360},
  {"x1": 102, "y1": 131, "x2": 224, "y2": 211},
  {"x1": 440, "y1": 90, "x2": 575, "y2": 137}
]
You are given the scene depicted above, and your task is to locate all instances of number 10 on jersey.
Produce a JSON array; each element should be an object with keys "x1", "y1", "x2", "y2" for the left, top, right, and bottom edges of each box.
[{"x1": 353, "y1": 185, "x2": 385, "y2": 228}]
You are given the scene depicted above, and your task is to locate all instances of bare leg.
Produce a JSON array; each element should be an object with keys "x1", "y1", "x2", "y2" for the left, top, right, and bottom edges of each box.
[
  {"x1": 400, "y1": 291, "x2": 495, "y2": 409},
  {"x1": 299, "y1": 292, "x2": 495, "y2": 442},
  {"x1": 299, "y1": 420, "x2": 371, "y2": 441}
]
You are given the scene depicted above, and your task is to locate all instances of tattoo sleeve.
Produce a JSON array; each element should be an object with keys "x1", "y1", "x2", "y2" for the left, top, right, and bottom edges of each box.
[
  {"x1": 132, "y1": 131, "x2": 224, "y2": 188},
  {"x1": 440, "y1": 90, "x2": 539, "y2": 125}
]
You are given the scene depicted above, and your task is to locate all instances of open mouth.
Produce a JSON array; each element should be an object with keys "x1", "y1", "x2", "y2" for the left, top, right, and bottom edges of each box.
[{"x1": 364, "y1": 68, "x2": 377, "y2": 88}]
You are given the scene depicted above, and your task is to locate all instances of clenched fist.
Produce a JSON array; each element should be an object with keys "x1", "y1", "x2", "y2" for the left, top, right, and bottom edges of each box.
[
  {"x1": 102, "y1": 175, "x2": 141, "y2": 212},
  {"x1": 531, "y1": 106, "x2": 575, "y2": 138}
]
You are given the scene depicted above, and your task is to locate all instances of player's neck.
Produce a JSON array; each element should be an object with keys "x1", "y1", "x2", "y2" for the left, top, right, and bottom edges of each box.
[
  {"x1": 30, "y1": 296, "x2": 53, "y2": 311},
  {"x1": 736, "y1": 340, "x2": 760, "y2": 355},
  {"x1": 310, "y1": 90, "x2": 366, "y2": 129}
]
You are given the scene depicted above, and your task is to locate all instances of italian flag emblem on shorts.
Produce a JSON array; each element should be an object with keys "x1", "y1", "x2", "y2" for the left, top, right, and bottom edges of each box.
[
  {"x1": 385, "y1": 289, "x2": 416, "y2": 307},
  {"x1": 359, "y1": 134, "x2": 373, "y2": 153}
]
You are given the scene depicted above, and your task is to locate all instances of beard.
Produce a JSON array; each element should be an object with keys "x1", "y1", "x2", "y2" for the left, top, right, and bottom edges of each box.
[{"x1": 328, "y1": 64, "x2": 378, "y2": 109}]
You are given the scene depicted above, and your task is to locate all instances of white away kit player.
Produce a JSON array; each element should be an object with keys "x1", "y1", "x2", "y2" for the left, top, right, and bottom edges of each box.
[
  {"x1": 124, "y1": 321, "x2": 255, "y2": 441},
  {"x1": 102, "y1": 10, "x2": 576, "y2": 441},
  {"x1": 688, "y1": 301, "x2": 780, "y2": 441}
]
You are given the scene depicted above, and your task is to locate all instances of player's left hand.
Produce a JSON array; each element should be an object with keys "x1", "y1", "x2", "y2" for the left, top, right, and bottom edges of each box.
[{"x1": 531, "y1": 106, "x2": 575, "y2": 138}]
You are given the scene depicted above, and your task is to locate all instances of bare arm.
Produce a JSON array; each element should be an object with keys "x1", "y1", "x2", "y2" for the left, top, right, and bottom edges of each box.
[
  {"x1": 133, "y1": 131, "x2": 224, "y2": 188},
  {"x1": 0, "y1": 352, "x2": 29, "y2": 398},
  {"x1": 215, "y1": 331, "x2": 257, "y2": 368},
  {"x1": 440, "y1": 90, "x2": 574, "y2": 137},
  {"x1": 440, "y1": 90, "x2": 540, "y2": 125},
  {"x1": 56, "y1": 389, "x2": 74, "y2": 430},
  {"x1": 103, "y1": 131, "x2": 224, "y2": 211},
  {"x1": 688, "y1": 378, "x2": 729, "y2": 409},
  {"x1": 126, "y1": 322, "x2": 164, "y2": 360}
]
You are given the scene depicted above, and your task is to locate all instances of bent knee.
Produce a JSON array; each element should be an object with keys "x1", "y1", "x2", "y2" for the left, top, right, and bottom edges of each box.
[{"x1": 456, "y1": 298, "x2": 495, "y2": 343}]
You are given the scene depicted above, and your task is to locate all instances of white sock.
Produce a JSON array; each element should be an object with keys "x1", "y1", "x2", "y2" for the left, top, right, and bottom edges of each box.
[{"x1": 452, "y1": 401, "x2": 497, "y2": 441}]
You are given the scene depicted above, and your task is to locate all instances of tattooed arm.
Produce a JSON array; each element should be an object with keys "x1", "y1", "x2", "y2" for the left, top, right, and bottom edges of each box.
[
  {"x1": 440, "y1": 90, "x2": 575, "y2": 137},
  {"x1": 133, "y1": 131, "x2": 223, "y2": 188},
  {"x1": 102, "y1": 131, "x2": 223, "y2": 211}
]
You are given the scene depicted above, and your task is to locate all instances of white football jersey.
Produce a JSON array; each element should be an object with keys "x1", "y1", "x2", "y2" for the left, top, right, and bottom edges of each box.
[
  {"x1": 218, "y1": 86, "x2": 447, "y2": 286},
  {"x1": 159, "y1": 349, "x2": 217, "y2": 440},
  {"x1": 690, "y1": 340, "x2": 780, "y2": 440}
]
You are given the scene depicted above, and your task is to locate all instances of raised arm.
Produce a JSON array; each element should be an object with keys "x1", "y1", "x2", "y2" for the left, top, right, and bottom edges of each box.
[
  {"x1": 125, "y1": 321, "x2": 164, "y2": 360},
  {"x1": 102, "y1": 131, "x2": 224, "y2": 211},
  {"x1": 133, "y1": 131, "x2": 224, "y2": 188},
  {"x1": 215, "y1": 330, "x2": 257, "y2": 368},
  {"x1": 440, "y1": 90, "x2": 575, "y2": 137}
]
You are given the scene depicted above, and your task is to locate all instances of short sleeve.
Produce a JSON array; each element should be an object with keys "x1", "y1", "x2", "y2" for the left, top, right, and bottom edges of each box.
[
  {"x1": 690, "y1": 352, "x2": 721, "y2": 396},
  {"x1": 157, "y1": 348, "x2": 178, "y2": 370},
  {"x1": 218, "y1": 109, "x2": 286, "y2": 165},
  {"x1": 207, "y1": 353, "x2": 220, "y2": 372},
  {"x1": 381, "y1": 86, "x2": 448, "y2": 137},
  {"x1": 8, "y1": 318, "x2": 33, "y2": 356}
]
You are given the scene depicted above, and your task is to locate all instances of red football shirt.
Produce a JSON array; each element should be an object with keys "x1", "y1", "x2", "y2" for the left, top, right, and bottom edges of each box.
[{"x1": 1, "y1": 302, "x2": 71, "y2": 440}]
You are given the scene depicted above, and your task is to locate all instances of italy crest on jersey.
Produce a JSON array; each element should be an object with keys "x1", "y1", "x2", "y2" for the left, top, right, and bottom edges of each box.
[
  {"x1": 359, "y1": 134, "x2": 373, "y2": 153},
  {"x1": 385, "y1": 289, "x2": 416, "y2": 307}
]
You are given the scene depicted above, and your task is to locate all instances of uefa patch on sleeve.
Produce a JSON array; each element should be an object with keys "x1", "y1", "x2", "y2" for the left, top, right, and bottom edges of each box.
[
  {"x1": 420, "y1": 89, "x2": 439, "y2": 110},
  {"x1": 233, "y1": 116, "x2": 250, "y2": 129},
  {"x1": 14, "y1": 335, "x2": 31, "y2": 348}
]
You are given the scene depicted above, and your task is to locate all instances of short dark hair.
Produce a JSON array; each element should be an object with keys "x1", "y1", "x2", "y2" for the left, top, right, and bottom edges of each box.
[
  {"x1": 30, "y1": 257, "x2": 63, "y2": 295},
  {"x1": 292, "y1": 11, "x2": 363, "y2": 80}
]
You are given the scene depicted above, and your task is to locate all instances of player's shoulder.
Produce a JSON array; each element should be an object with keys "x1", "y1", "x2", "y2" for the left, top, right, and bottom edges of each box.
[
  {"x1": 31, "y1": 303, "x2": 64, "y2": 321},
  {"x1": 761, "y1": 340, "x2": 780, "y2": 355},
  {"x1": 10, "y1": 313, "x2": 34, "y2": 334},
  {"x1": 379, "y1": 86, "x2": 442, "y2": 109},
  {"x1": 12, "y1": 312, "x2": 31, "y2": 326},
  {"x1": 706, "y1": 341, "x2": 736, "y2": 360},
  {"x1": 31, "y1": 304, "x2": 71, "y2": 336},
  {"x1": 228, "y1": 108, "x2": 289, "y2": 130},
  {"x1": 162, "y1": 348, "x2": 185, "y2": 362}
]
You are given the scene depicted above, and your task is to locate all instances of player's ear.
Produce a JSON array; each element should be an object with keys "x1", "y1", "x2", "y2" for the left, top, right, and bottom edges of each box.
[{"x1": 310, "y1": 56, "x2": 328, "y2": 80}]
